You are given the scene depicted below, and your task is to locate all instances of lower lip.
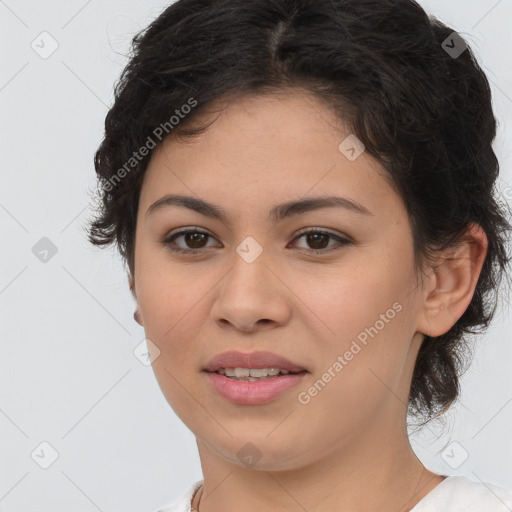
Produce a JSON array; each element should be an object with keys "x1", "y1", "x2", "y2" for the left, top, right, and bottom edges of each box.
[{"x1": 205, "y1": 371, "x2": 308, "y2": 405}]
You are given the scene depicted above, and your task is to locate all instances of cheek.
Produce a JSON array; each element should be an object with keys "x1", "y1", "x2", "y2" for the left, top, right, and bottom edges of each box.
[
  {"x1": 136, "y1": 267, "x2": 213, "y2": 385},
  {"x1": 301, "y1": 256, "x2": 416, "y2": 381},
  {"x1": 296, "y1": 301, "x2": 413, "y2": 436},
  {"x1": 297, "y1": 262, "x2": 405, "y2": 340},
  {"x1": 135, "y1": 246, "x2": 198, "y2": 330}
]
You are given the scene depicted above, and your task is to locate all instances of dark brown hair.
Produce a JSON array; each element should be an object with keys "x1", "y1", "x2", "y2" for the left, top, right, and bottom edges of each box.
[{"x1": 86, "y1": 0, "x2": 512, "y2": 426}]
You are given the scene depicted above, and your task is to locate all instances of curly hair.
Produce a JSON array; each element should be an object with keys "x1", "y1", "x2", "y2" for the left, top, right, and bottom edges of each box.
[{"x1": 86, "y1": 0, "x2": 512, "y2": 426}]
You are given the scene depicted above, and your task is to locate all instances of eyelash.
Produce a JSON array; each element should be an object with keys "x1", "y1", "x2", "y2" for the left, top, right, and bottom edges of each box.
[{"x1": 161, "y1": 227, "x2": 351, "y2": 255}]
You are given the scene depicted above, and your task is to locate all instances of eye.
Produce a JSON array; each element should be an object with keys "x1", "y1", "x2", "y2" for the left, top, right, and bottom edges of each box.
[
  {"x1": 162, "y1": 227, "x2": 218, "y2": 253},
  {"x1": 161, "y1": 227, "x2": 351, "y2": 254},
  {"x1": 289, "y1": 228, "x2": 351, "y2": 253}
]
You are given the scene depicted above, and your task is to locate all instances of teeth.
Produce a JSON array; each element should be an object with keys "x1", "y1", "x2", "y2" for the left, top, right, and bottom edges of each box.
[
  {"x1": 234, "y1": 368, "x2": 250, "y2": 378},
  {"x1": 249, "y1": 368, "x2": 268, "y2": 377},
  {"x1": 217, "y1": 367, "x2": 292, "y2": 377}
]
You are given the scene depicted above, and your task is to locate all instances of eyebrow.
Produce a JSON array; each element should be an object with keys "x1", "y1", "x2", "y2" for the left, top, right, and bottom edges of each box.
[{"x1": 145, "y1": 194, "x2": 374, "y2": 223}]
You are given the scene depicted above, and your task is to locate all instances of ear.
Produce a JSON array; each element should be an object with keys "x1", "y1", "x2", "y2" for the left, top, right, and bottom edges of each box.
[
  {"x1": 129, "y1": 274, "x2": 144, "y2": 326},
  {"x1": 129, "y1": 274, "x2": 136, "y2": 298},
  {"x1": 416, "y1": 223, "x2": 488, "y2": 337}
]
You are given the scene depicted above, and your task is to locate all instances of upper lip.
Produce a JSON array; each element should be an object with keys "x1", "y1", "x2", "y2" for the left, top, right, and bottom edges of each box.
[{"x1": 204, "y1": 350, "x2": 307, "y2": 373}]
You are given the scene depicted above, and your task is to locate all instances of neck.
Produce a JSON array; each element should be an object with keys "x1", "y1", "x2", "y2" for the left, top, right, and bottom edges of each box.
[{"x1": 192, "y1": 416, "x2": 443, "y2": 512}]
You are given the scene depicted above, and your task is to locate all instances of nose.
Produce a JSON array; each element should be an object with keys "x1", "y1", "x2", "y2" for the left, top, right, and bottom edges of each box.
[{"x1": 210, "y1": 252, "x2": 292, "y2": 333}]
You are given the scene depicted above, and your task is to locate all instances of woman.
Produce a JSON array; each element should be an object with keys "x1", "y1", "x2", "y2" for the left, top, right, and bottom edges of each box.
[{"x1": 87, "y1": 0, "x2": 512, "y2": 510}]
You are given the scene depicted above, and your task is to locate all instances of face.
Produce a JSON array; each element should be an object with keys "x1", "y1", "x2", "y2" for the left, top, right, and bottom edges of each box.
[{"x1": 132, "y1": 90, "x2": 429, "y2": 471}]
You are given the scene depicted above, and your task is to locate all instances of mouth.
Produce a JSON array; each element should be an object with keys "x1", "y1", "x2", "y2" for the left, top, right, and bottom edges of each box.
[
  {"x1": 203, "y1": 350, "x2": 307, "y2": 374},
  {"x1": 203, "y1": 350, "x2": 308, "y2": 404},
  {"x1": 205, "y1": 369, "x2": 308, "y2": 405},
  {"x1": 209, "y1": 367, "x2": 307, "y2": 381}
]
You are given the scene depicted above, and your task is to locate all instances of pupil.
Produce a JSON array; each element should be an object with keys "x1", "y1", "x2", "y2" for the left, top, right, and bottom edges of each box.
[
  {"x1": 307, "y1": 233, "x2": 328, "y2": 249},
  {"x1": 184, "y1": 232, "x2": 329, "y2": 250},
  {"x1": 187, "y1": 233, "x2": 206, "y2": 248}
]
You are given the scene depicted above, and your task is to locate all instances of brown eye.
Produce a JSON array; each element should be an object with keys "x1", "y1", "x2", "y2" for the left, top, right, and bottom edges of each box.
[
  {"x1": 290, "y1": 229, "x2": 351, "y2": 254},
  {"x1": 162, "y1": 227, "x2": 351, "y2": 255},
  {"x1": 304, "y1": 232, "x2": 330, "y2": 250},
  {"x1": 182, "y1": 232, "x2": 208, "y2": 249},
  {"x1": 162, "y1": 228, "x2": 218, "y2": 253}
]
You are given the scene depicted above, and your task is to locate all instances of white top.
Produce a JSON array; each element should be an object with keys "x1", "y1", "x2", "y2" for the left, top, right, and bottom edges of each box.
[{"x1": 154, "y1": 475, "x2": 512, "y2": 512}]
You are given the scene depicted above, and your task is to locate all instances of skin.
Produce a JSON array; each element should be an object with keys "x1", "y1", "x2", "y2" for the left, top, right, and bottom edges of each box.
[{"x1": 130, "y1": 89, "x2": 487, "y2": 511}]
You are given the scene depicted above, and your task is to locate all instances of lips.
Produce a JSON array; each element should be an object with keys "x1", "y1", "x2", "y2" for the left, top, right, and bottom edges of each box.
[
  {"x1": 206, "y1": 371, "x2": 308, "y2": 405},
  {"x1": 203, "y1": 350, "x2": 307, "y2": 373}
]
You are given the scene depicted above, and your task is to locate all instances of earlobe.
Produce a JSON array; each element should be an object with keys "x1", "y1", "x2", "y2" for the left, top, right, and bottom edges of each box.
[
  {"x1": 134, "y1": 309, "x2": 144, "y2": 326},
  {"x1": 129, "y1": 274, "x2": 144, "y2": 326},
  {"x1": 129, "y1": 274, "x2": 136, "y2": 298},
  {"x1": 416, "y1": 223, "x2": 488, "y2": 338}
]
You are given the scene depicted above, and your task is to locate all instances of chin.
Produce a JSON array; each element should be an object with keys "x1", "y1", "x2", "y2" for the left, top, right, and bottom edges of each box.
[{"x1": 207, "y1": 433, "x2": 311, "y2": 472}]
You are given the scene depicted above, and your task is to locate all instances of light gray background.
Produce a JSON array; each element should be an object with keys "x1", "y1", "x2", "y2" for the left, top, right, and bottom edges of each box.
[{"x1": 1, "y1": 1, "x2": 511, "y2": 511}]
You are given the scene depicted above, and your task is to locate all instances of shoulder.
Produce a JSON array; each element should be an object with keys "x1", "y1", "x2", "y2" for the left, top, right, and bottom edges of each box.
[
  {"x1": 149, "y1": 476, "x2": 512, "y2": 512},
  {"x1": 412, "y1": 475, "x2": 512, "y2": 512},
  {"x1": 153, "y1": 480, "x2": 203, "y2": 512}
]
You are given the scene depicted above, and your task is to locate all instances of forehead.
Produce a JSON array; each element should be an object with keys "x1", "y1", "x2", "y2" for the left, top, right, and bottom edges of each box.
[{"x1": 139, "y1": 90, "x2": 403, "y2": 223}]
